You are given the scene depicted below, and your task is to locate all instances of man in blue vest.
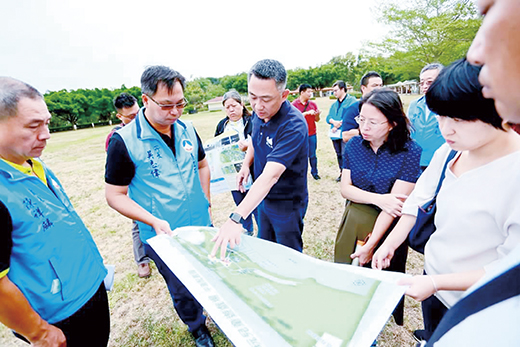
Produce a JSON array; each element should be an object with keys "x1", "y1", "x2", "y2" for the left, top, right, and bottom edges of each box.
[
  {"x1": 105, "y1": 93, "x2": 152, "y2": 279},
  {"x1": 105, "y1": 66, "x2": 214, "y2": 347},
  {"x1": 211, "y1": 59, "x2": 309, "y2": 260},
  {"x1": 0, "y1": 77, "x2": 110, "y2": 346}
]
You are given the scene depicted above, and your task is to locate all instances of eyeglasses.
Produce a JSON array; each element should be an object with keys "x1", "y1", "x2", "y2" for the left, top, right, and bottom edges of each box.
[
  {"x1": 146, "y1": 94, "x2": 188, "y2": 111},
  {"x1": 355, "y1": 116, "x2": 388, "y2": 127},
  {"x1": 419, "y1": 80, "x2": 434, "y2": 87}
]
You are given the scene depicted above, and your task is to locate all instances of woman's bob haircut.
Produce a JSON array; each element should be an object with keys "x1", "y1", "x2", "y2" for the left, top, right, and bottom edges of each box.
[{"x1": 426, "y1": 58, "x2": 504, "y2": 130}]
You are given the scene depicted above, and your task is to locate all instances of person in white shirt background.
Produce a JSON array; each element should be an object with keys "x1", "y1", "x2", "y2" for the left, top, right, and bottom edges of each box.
[{"x1": 372, "y1": 58, "x2": 520, "y2": 343}]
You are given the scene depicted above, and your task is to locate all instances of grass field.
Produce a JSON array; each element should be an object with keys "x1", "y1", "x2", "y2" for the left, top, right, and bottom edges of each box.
[{"x1": 0, "y1": 94, "x2": 425, "y2": 346}]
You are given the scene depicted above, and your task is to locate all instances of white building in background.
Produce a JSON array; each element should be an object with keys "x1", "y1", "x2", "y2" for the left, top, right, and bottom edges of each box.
[
  {"x1": 204, "y1": 96, "x2": 224, "y2": 111},
  {"x1": 386, "y1": 80, "x2": 419, "y2": 94}
]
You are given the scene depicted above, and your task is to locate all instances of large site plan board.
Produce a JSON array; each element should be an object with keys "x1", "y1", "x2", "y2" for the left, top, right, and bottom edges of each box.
[{"x1": 149, "y1": 227, "x2": 408, "y2": 347}]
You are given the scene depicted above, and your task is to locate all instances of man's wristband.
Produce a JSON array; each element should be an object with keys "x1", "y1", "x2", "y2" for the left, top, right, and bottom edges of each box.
[{"x1": 229, "y1": 212, "x2": 245, "y2": 224}]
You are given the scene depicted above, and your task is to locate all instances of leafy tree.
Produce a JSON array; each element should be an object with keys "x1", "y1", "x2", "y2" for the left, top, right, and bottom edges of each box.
[
  {"x1": 41, "y1": 3, "x2": 483, "y2": 128},
  {"x1": 287, "y1": 53, "x2": 361, "y2": 91},
  {"x1": 206, "y1": 83, "x2": 226, "y2": 100},
  {"x1": 220, "y1": 73, "x2": 248, "y2": 94},
  {"x1": 125, "y1": 86, "x2": 143, "y2": 106},
  {"x1": 113, "y1": 85, "x2": 143, "y2": 107},
  {"x1": 184, "y1": 78, "x2": 227, "y2": 111},
  {"x1": 185, "y1": 81, "x2": 205, "y2": 110},
  {"x1": 92, "y1": 96, "x2": 113, "y2": 121},
  {"x1": 287, "y1": 68, "x2": 313, "y2": 91},
  {"x1": 369, "y1": 0, "x2": 481, "y2": 78},
  {"x1": 325, "y1": 53, "x2": 359, "y2": 86},
  {"x1": 45, "y1": 90, "x2": 81, "y2": 127}
]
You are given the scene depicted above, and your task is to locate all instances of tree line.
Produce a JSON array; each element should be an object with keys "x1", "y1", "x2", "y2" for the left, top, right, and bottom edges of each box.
[{"x1": 45, "y1": 0, "x2": 480, "y2": 128}]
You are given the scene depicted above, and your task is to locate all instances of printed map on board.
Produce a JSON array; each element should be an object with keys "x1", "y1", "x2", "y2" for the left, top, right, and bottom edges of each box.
[{"x1": 149, "y1": 227, "x2": 407, "y2": 347}]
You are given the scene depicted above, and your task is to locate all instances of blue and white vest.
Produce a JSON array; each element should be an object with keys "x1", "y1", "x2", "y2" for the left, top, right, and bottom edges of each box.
[
  {"x1": 118, "y1": 109, "x2": 211, "y2": 243},
  {"x1": 0, "y1": 159, "x2": 107, "y2": 324}
]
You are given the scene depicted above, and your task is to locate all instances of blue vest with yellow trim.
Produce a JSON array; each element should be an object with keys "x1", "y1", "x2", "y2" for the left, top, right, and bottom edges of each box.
[
  {"x1": 118, "y1": 108, "x2": 211, "y2": 243},
  {"x1": 0, "y1": 159, "x2": 107, "y2": 324}
]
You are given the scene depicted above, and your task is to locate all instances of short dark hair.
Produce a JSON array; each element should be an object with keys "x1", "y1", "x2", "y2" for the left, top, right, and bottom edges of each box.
[
  {"x1": 426, "y1": 58, "x2": 503, "y2": 130},
  {"x1": 332, "y1": 80, "x2": 346, "y2": 91},
  {"x1": 248, "y1": 59, "x2": 287, "y2": 91},
  {"x1": 113, "y1": 93, "x2": 137, "y2": 112},
  {"x1": 140, "y1": 65, "x2": 186, "y2": 96},
  {"x1": 0, "y1": 77, "x2": 42, "y2": 121},
  {"x1": 298, "y1": 84, "x2": 312, "y2": 94},
  {"x1": 359, "y1": 88, "x2": 411, "y2": 153},
  {"x1": 360, "y1": 71, "x2": 381, "y2": 89}
]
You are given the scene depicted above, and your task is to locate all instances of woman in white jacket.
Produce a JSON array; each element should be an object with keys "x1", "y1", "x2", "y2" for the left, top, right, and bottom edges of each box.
[{"x1": 372, "y1": 58, "x2": 520, "y2": 342}]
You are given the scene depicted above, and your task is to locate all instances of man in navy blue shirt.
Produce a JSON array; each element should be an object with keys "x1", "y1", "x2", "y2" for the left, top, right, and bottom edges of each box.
[
  {"x1": 341, "y1": 72, "x2": 383, "y2": 143},
  {"x1": 211, "y1": 59, "x2": 309, "y2": 259}
]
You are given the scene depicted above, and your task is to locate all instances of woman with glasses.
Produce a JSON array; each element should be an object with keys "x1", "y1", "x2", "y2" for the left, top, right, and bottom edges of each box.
[
  {"x1": 335, "y1": 88, "x2": 422, "y2": 325},
  {"x1": 214, "y1": 90, "x2": 257, "y2": 235},
  {"x1": 372, "y1": 59, "x2": 520, "y2": 342}
]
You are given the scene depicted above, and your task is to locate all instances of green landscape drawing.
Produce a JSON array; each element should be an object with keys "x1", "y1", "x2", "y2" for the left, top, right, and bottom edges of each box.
[
  {"x1": 173, "y1": 228, "x2": 380, "y2": 346},
  {"x1": 219, "y1": 144, "x2": 245, "y2": 163}
]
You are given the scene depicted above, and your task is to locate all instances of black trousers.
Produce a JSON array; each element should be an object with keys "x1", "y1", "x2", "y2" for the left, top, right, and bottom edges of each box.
[
  {"x1": 16, "y1": 282, "x2": 110, "y2": 346},
  {"x1": 420, "y1": 286, "x2": 449, "y2": 340},
  {"x1": 332, "y1": 139, "x2": 344, "y2": 171},
  {"x1": 144, "y1": 244, "x2": 206, "y2": 332}
]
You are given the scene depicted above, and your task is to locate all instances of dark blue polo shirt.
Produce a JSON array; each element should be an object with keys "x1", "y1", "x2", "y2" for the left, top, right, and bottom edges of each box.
[
  {"x1": 252, "y1": 100, "x2": 308, "y2": 200},
  {"x1": 341, "y1": 101, "x2": 360, "y2": 132},
  {"x1": 343, "y1": 136, "x2": 422, "y2": 194}
]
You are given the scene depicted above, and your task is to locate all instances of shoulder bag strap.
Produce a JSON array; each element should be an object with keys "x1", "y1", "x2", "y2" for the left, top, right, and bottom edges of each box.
[
  {"x1": 433, "y1": 150, "x2": 457, "y2": 196},
  {"x1": 426, "y1": 262, "x2": 520, "y2": 345},
  {"x1": 302, "y1": 101, "x2": 309, "y2": 113}
]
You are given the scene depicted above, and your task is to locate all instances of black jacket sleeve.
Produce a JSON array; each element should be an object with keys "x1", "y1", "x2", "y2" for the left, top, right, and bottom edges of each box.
[{"x1": 0, "y1": 200, "x2": 13, "y2": 276}]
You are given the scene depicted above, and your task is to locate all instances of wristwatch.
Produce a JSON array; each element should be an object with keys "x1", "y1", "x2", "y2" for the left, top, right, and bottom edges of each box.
[{"x1": 229, "y1": 212, "x2": 245, "y2": 224}]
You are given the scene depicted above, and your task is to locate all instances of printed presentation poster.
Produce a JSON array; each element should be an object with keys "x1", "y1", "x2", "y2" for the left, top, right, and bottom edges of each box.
[
  {"x1": 149, "y1": 227, "x2": 408, "y2": 347},
  {"x1": 204, "y1": 131, "x2": 251, "y2": 195}
]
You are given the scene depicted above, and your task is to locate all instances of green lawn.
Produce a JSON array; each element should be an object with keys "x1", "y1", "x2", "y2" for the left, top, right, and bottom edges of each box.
[{"x1": 1, "y1": 94, "x2": 423, "y2": 347}]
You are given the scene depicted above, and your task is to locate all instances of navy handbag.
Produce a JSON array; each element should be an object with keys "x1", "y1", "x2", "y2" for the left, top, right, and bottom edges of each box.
[{"x1": 408, "y1": 150, "x2": 457, "y2": 254}]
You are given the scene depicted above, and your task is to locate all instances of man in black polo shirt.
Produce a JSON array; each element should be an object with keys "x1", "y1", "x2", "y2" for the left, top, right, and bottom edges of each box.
[{"x1": 211, "y1": 59, "x2": 309, "y2": 260}]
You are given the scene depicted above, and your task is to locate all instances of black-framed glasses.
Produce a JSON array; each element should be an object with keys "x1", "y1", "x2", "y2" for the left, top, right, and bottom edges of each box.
[{"x1": 146, "y1": 94, "x2": 188, "y2": 111}]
